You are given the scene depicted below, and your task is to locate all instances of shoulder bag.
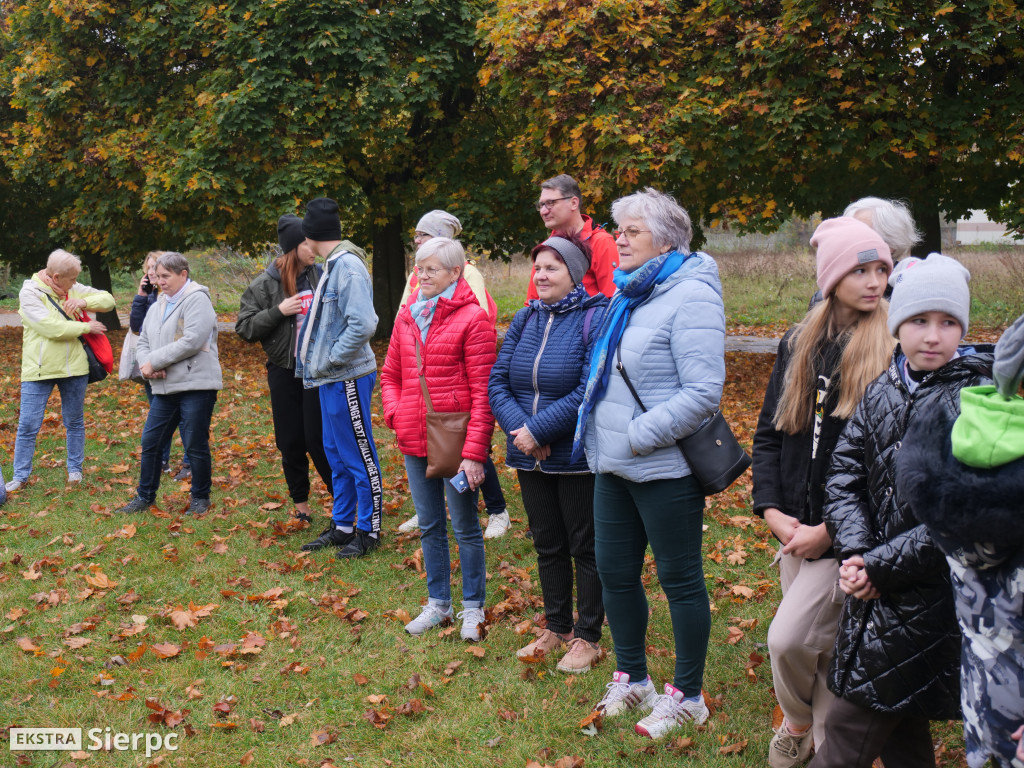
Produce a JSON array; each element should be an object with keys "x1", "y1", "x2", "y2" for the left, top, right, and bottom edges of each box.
[
  {"x1": 415, "y1": 336, "x2": 470, "y2": 479},
  {"x1": 615, "y1": 339, "x2": 750, "y2": 495},
  {"x1": 46, "y1": 295, "x2": 111, "y2": 384}
]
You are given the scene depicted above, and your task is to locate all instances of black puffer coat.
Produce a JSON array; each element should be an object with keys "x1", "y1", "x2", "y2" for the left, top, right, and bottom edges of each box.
[{"x1": 824, "y1": 346, "x2": 994, "y2": 718}]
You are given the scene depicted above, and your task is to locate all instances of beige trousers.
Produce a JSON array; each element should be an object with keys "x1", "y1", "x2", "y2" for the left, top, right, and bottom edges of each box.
[{"x1": 767, "y1": 552, "x2": 844, "y2": 751}]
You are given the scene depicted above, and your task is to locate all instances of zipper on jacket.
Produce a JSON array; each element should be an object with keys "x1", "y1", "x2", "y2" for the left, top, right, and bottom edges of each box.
[{"x1": 531, "y1": 312, "x2": 554, "y2": 416}]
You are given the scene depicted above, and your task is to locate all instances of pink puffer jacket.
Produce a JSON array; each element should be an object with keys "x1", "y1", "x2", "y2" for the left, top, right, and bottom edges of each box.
[{"x1": 381, "y1": 278, "x2": 496, "y2": 462}]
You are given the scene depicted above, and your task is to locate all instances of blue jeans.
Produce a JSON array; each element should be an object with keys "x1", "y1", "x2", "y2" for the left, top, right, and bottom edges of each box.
[
  {"x1": 144, "y1": 381, "x2": 188, "y2": 468},
  {"x1": 594, "y1": 472, "x2": 709, "y2": 696},
  {"x1": 12, "y1": 375, "x2": 88, "y2": 481},
  {"x1": 404, "y1": 454, "x2": 486, "y2": 607},
  {"x1": 137, "y1": 390, "x2": 217, "y2": 502}
]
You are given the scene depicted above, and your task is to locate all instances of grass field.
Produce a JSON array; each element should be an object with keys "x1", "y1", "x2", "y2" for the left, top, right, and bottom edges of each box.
[{"x1": 1, "y1": 242, "x2": 1016, "y2": 767}]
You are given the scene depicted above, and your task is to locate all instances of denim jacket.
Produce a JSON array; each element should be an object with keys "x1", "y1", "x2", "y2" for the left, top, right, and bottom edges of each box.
[{"x1": 296, "y1": 242, "x2": 378, "y2": 387}]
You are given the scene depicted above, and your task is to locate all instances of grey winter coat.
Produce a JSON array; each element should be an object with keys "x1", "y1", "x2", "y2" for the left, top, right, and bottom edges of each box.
[
  {"x1": 583, "y1": 253, "x2": 726, "y2": 482},
  {"x1": 137, "y1": 281, "x2": 223, "y2": 394}
]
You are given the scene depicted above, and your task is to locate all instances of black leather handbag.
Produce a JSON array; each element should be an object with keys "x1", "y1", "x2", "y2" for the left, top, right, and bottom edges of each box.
[{"x1": 615, "y1": 341, "x2": 750, "y2": 495}]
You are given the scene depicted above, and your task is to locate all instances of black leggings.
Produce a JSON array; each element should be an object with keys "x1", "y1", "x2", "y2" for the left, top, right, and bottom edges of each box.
[{"x1": 266, "y1": 361, "x2": 333, "y2": 504}]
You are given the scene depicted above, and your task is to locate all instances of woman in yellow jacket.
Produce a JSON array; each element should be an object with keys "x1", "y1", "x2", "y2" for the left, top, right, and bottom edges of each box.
[{"x1": 6, "y1": 249, "x2": 115, "y2": 492}]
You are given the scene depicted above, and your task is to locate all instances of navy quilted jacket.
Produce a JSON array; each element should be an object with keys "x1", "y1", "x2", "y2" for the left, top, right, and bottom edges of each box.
[
  {"x1": 824, "y1": 345, "x2": 993, "y2": 717},
  {"x1": 489, "y1": 292, "x2": 608, "y2": 472}
]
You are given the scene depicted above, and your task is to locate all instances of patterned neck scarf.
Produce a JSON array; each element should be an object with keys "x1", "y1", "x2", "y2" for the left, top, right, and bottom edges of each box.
[{"x1": 410, "y1": 281, "x2": 458, "y2": 342}]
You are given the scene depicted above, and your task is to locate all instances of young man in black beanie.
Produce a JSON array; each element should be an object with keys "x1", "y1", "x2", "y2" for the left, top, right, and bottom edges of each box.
[{"x1": 295, "y1": 198, "x2": 384, "y2": 558}]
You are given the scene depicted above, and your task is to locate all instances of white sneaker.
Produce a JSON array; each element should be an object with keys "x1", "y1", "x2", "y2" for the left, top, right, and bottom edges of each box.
[
  {"x1": 67, "y1": 472, "x2": 82, "y2": 483},
  {"x1": 634, "y1": 684, "x2": 709, "y2": 739},
  {"x1": 458, "y1": 606, "x2": 486, "y2": 642},
  {"x1": 405, "y1": 602, "x2": 453, "y2": 636},
  {"x1": 5, "y1": 479, "x2": 24, "y2": 493},
  {"x1": 594, "y1": 671, "x2": 658, "y2": 718},
  {"x1": 483, "y1": 510, "x2": 510, "y2": 539},
  {"x1": 769, "y1": 721, "x2": 814, "y2": 768},
  {"x1": 398, "y1": 514, "x2": 420, "y2": 533}
]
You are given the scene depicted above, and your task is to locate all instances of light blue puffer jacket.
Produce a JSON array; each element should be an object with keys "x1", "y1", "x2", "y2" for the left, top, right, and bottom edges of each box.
[{"x1": 583, "y1": 253, "x2": 726, "y2": 482}]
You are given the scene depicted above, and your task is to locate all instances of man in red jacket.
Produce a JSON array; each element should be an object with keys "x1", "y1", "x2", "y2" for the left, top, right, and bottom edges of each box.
[{"x1": 525, "y1": 174, "x2": 617, "y2": 302}]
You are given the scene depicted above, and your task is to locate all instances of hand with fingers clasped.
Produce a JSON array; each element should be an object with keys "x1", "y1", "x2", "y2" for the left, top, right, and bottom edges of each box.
[
  {"x1": 140, "y1": 361, "x2": 166, "y2": 380},
  {"x1": 510, "y1": 424, "x2": 551, "y2": 462},
  {"x1": 839, "y1": 555, "x2": 880, "y2": 600}
]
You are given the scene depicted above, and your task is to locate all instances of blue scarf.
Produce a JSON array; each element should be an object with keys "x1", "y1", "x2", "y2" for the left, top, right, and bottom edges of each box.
[
  {"x1": 409, "y1": 281, "x2": 457, "y2": 342},
  {"x1": 572, "y1": 250, "x2": 689, "y2": 458},
  {"x1": 528, "y1": 283, "x2": 589, "y2": 317}
]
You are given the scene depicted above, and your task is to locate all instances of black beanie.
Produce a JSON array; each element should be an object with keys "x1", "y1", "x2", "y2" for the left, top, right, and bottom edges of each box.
[
  {"x1": 302, "y1": 198, "x2": 342, "y2": 241},
  {"x1": 277, "y1": 214, "x2": 305, "y2": 254}
]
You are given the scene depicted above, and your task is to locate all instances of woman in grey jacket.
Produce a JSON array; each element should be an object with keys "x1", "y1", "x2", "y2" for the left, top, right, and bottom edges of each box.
[
  {"x1": 117, "y1": 252, "x2": 222, "y2": 516},
  {"x1": 574, "y1": 188, "x2": 726, "y2": 740},
  {"x1": 236, "y1": 215, "x2": 332, "y2": 523}
]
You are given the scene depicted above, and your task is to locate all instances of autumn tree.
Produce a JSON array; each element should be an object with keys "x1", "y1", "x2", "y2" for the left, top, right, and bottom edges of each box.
[
  {"x1": 480, "y1": 0, "x2": 1024, "y2": 251},
  {"x1": 1, "y1": 0, "x2": 535, "y2": 334}
]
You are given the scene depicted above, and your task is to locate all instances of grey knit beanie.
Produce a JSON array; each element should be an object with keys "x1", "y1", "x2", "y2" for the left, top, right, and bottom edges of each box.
[
  {"x1": 887, "y1": 253, "x2": 971, "y2": 337},
  {"x1": 415, "y1": 210, "x2": 462, "y2": 239},
  {"x1": 531, "y1": 236, "x2": 590, "y2": 286},
  {"x1": 994, "y1": 312, "x2": 1024, "y2": 397}
]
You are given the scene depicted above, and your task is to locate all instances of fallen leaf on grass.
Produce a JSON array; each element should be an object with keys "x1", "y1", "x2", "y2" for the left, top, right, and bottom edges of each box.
[
  {"x1": 16, "y1": 637, "x2": 41, "y2": 653},
  {"x1": 65, "y1": 637, "x2": 92, "y2": 649},
  {"x1": 745, "y1": 650, "x2": 765, "y2": 682},
  {"x1": 730, "y1": 585, "x2": 754, "y2": 599},
  {"x1": 146, "y1": 698, "x2": 190, "y2": 727},
  {"x1": 396, "y1": 699, "x2": 427, "y2": 716},
  {"x1": 163, "y1": 602, "x2": 219, "y2": 631},
  {"x1": 352, "y1": 673, "x2": 369, "y2": 686},
  {"x1": 84, "y1": 566, "x2": 118, "y2": 590},
  {"x1": 667, "y1": 736, "x2": 695, "y2": 753},
  {"x1": 240, "y1": 747, "x2": 255, "y2": 765},
  {"x1": 443, "y1": 660, "x2": 463, "y2": 676},
  {"x1": 466, "y1": 646, "x2": 486, "y2": 658},
  {"x1": 579, "y1": 709, "x2": 603, "y2": 735},
  {"x1": 553, "y1": 758, "x2": 584, "y2": 768},
  {"x1": 719, "y1": 739, "x2": 748, "y2": 755},
  {"x1": 151, "y1": 643, "x2": 181, "y2": 659},
  {"x1": 725, "y1": 627, "x2": 744, "y2": 645},
  {"x1": 382, "y1": 608, "x2": 412, "y2": 625},
  {"x1": 310, "y1": 728, "x2": 337, "y2": 746}
]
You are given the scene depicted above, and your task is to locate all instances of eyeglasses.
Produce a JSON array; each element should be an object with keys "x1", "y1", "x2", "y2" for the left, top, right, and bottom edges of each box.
[
  {"x1": 413, "y1": 232, "x2": 432, "y2": 241},
  {"x1": 414, "y1": 265, "x2": 449, "y2": 278},
  {"x1": 613, "y1": 227, "x2": 652, "y2": 241},
  {"x1": 535, "y1": 196, "x2": 573, "y2": 212}
]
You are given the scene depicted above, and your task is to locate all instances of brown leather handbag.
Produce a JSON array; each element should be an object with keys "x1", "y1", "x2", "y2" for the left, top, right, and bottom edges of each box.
[{"x1": 416, "y1": 337, "x2": 470, "y2": 479}]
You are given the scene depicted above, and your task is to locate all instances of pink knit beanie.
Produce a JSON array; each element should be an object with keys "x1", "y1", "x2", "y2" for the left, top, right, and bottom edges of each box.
[{"x1": 811, "y1": 217, "x2": 894, "y2": 296}]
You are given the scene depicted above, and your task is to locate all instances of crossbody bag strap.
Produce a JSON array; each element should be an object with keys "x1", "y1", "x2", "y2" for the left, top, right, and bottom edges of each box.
[
  {"x1": 615, "y1": 337, "x2": 648, "y2": 413},
  {"x1": 45, "y1": 293, "x2": 77, "y2": 322},
  {"x1": 414, "y1": 335, "x2": 435, "y2": 414}
]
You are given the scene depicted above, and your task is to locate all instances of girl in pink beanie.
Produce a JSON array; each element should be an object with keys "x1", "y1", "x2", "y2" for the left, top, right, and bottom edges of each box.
[{"x1": 752, "y1": 216, "x2": 895, "y2": 767}]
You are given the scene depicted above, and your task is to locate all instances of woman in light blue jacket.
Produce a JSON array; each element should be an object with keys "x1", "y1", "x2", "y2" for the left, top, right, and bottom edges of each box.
[{"x1": 574, "y1": 188, "x2": 726, "y2": 740}]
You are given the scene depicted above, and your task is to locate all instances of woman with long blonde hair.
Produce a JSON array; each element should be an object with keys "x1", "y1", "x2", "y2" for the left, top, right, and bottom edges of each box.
[{"x1": 751, "y1": 217, "x2": 895, "y2": 768}]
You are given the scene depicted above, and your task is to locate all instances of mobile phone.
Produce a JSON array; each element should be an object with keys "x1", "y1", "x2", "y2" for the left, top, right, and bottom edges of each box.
[
  {"x1": 142, "y1": 276, "x2": 155, "y2": 294},
  {"x1": 449, "y1": 471, "x2": 470, "y2": 494}
]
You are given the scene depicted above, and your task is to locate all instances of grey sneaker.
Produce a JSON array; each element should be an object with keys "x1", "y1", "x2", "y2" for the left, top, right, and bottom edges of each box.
[
  {"x1": 594, "y1": 671, "x2": 658, "y2": 718},
  {"x1": 67, "y1": 472, "x2": 83, "y2": 483},
  {"x1": 398, "y1": 514, "x2": 420, "y2": 533},
  {"x1": 117, "y1": 495, "x2": 154, "y2": 514},
  {"x1": 769, "y1": 721, "x2": 814, "y2": 768},
  {"x1": 186, "y1": 498, "x2": 211, "y2": 516},
  {"x1": 458, "y1": 607, "x2": 486, "y2": 642},
  {"x1": 5, "y1": 479, "x2": 25, "y2": 493},
  {"x1": 173, "y1": 465, "x2": 192, "y2": 482},
  {"x1": 405, "y1": 603, "x2": 454, "y2": 636}
]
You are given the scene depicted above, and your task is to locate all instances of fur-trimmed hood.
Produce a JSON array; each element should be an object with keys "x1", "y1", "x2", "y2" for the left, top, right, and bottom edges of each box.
[{"x1": 896, "y1": 401, "x2": 1024, "y2": 547}]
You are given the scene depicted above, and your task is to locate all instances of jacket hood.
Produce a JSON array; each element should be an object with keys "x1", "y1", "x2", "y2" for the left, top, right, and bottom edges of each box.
[
  {"x1": 648, "y1": 251, "x2": 723, "y2": 301},
  {"x1": 26, "y1": 273, "x2": 61, "y2": 300},
  {"x1": 896, "y1": 402, "x2": 1024, "y2": 547},
  {"x1": 888, "y1": 344, "x2": 995, "y2": 387},
  {"x1": 265, "y1": 263, "x2": 281, "y2": 281}
]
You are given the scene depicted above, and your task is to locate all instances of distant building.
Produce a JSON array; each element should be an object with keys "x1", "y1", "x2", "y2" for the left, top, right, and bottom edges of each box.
[{"x1": 954, "y1": 211, "x2": 1022, "y2": 246}]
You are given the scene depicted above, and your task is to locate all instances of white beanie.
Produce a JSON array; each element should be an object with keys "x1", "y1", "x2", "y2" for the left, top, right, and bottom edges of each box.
[
  {"x1": 415, "y1": 210, "x2": 462, "y2": 239},
  {"x1": 887, "y1": 253, "x2": 971, "y2": 338}
]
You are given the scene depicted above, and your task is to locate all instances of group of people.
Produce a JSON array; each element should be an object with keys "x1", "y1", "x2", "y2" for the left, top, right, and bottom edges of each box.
[
  {"x1": 752, "y1": 199, "x2": 1024, "y2": 768},
  {"x1": 3, "y1": 179, "x2": 1023, "y2": 766}
]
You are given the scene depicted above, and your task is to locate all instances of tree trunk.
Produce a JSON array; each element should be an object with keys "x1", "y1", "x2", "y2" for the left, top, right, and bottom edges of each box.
[
  {"x1": 370, "y1": 211, "x2": 406, "y2": 340},
  {"x1": 81, "y1": 252, "x2": 121, "y2": 330},
  {"x1": 916, "y1": 206, "x2": 943, "y2": 257}
]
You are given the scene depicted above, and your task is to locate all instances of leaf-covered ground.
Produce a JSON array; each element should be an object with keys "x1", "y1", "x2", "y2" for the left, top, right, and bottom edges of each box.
[{"x1": 0, "y1": 329, "x2": 969, "y2": 767}]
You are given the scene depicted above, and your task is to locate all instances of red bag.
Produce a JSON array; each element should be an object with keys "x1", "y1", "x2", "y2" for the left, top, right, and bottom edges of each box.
[{"x1": 81, "y1": 329, "x2": 114, "y2": 373}]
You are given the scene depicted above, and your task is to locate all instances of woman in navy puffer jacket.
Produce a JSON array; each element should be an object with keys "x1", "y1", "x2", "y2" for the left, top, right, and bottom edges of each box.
[{"x1": 489, "y1": 234, "x2": 608, "y2": 674}]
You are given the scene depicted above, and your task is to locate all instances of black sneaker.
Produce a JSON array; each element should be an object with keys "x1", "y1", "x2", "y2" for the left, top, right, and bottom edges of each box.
[
  {"x1": 300, "y1": 526, "x2": 355, "y2": 552},
  {"x1": 161, "y1": 462, "x2": 172, "y2": 474},
  {"x1": 117, "y1": 495, "x2": 154, "y2": 514},
  {"x1": 293, "y1": 510, "x2": 312, "y2": 524},
  {"x1": 186, "y1": 498, "x2": 211, "y2": 516},
  {"x1": 173, "y1": 466, "x2": 192, "y2": 482},
  {"x1": 336, "y1": 529, "x2": 381, "y2": 559}
]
